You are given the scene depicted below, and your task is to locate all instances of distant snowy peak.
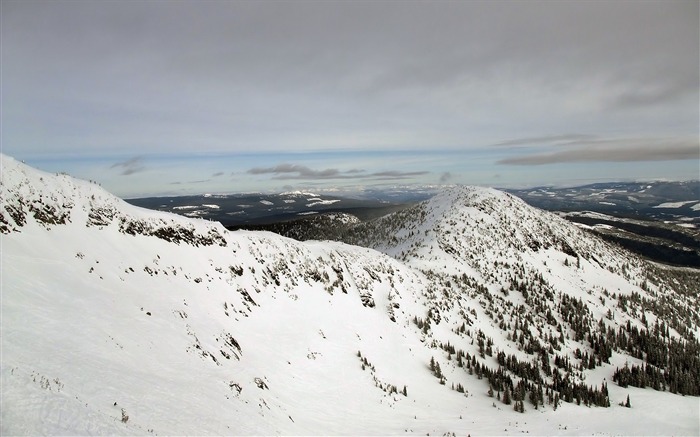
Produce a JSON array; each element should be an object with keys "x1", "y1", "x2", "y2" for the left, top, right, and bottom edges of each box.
[
  {"x1": 425, "y1": 185, "x2": 586, "y2": 251},
  {"x1": 351, "y1": 184, "x2": 639, "y2": 278},
  {"x1": 280, "y1": 190, "x2": 320, "y2": 197},
  {"x1": 0, "y1": 154, "x2": 227, "y2": 246}
]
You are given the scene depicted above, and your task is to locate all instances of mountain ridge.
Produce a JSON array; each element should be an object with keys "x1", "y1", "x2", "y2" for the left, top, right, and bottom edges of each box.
[{"x1": 2, "y1": 154, "x2": 699, "y2": 435}]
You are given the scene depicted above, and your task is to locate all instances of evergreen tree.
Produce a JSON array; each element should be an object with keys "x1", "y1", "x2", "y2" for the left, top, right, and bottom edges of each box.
[
  {"x1": 529, "y1": 388, "x2": 538, "y2": 409},
  {"x1": 503, "y1": 387, "x2": 512, "y2": 405}
]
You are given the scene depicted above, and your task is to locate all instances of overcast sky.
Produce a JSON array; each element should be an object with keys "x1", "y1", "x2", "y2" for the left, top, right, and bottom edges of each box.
[{"x1": 2, "y1": 0, "x2": 698, "y2": 197}]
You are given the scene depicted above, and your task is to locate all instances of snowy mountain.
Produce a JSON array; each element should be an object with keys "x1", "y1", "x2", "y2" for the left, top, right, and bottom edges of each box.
[
  {"x1": 507, "y1": 181, "x2": 700, "y2": 223},
  {"x1": 126, "y1": 190, "x2": 406, "y2": 227},
  {"x1": 1, "y1": 155, "x2": 699, "y2": 435}
]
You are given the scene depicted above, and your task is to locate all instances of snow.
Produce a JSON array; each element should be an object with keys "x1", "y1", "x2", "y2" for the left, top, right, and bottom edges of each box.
[
  {"x1": 1, "y1": 155, "x2": 698, "y2": 435},
  {"x1": 280, "y1": 190, "x2": 320, "y2": 197},
  {"x1": 324, "y1": 213, "x2": 361, "y2": 225},
  {"x1": 653, "y1": 200, "x2": 696, "y2": 208},
  {"x1": 690, "y1": 202, "x2": 700, "y2": 211},
  {"x1": 593, "y1": 224, "x2": 615, "y2": 230},
  {"x1": 306, "y1": 199, "x2": 340, "y2": 207},
  {"x1": 260, "y1": 200, "x2": 274, "y2": 206},
  {"x1": 572, "y1": 211, "x2": 617, "y2": 220}
]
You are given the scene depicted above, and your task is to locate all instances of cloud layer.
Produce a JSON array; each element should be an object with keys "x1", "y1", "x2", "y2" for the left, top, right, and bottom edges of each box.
[
  {"x1": 247, "y1": 164, "x2": 428, "y2": 180},
  {"x1": 498, "y1": 137, "x2": 700, "y2": 165},
  {"x1": 2, "y1": 1, "x2": 697, "y2": 195}
]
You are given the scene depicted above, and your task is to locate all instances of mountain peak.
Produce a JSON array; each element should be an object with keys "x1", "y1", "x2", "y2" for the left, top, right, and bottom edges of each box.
[{"x1": 1, "y1": 154, "x2": 227, "y2": 246}]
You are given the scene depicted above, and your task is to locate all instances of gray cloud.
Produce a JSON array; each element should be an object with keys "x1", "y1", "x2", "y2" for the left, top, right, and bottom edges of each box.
[
  {"x1": 248, "y1": 164, "x2": 428, "y2": 180},
  {"x1": 440, "y1": 172, "x2": 453, "y2": 183},
  {"x1": 212, "y1": 171, "x2": 224, "y2": 177},
  {"x1": 2, "y1": 1, "x2": 697, "y2": 160},
  {"x1": 169, "y1": 179, "x2": 210, "y2": 185},
  {"x1": 248, "y1": 164, "x2": 350, "y2": 180},
  {"x1": 371, "y1": 171, "x2": 429, "y2": 179},
  {"x1": 612, "y1": 79, "x2": 699, "y2": 109},
  {"x1": 498, "y1": 138, "x2": 700, "y2": 165},
  {"x1": 110, "y1": 156, "x2": 145, "y2": 175},
  {"x1": 3, "y1": 1, "x2": 698, "y2": 194},
  {"x1": 492, "y1": 134, "x2": 596, "y2": 147}
]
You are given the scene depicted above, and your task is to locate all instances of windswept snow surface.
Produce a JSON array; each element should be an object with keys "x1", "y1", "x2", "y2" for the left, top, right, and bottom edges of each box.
[{"x1": 1, "y1": 155, "x2": 698, "y2": 435}]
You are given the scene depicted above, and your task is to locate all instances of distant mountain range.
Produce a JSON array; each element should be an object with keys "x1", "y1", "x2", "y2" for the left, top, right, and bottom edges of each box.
[
  {"x1": 127, "y1": 180, "x2": 699, "y2": 226},
  {"x1": 141, "y1": 181, "x2": 699, "y2": 268},
  {"x1": 505, "y1": 182, "x2": 700, "y2": 268},
  {"x1": 506, "y1": 181, "x2": 700, "y2": 222},
  {"x1": 2, "y1": 154, "x2": 698, "y2": 435},
  {"x1": 126, "y1": 191, "x2": 409, "y2": 226}
]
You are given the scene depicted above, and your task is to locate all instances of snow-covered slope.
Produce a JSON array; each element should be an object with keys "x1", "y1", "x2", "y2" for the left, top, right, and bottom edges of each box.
[{"x1": 2, "y1": 155, "x2": 698, "y2": 435}]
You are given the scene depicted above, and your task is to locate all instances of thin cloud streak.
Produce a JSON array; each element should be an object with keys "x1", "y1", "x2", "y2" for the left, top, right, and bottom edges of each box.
[
  {"x1": 247, "y1": 164, "x2": 429, "y2": 180},
  {"x1": 498, "y1": 138, "x2": 699, "y2": 165},
  {"x1": 248, "y1": 164, "x2": 352, "y2": 180},
  {"x1": 492, "y1": 134, "x2": 597, "y2": 147},
  {"x1": 110, "y1": 156, "x2": 145, "y2": 175}
]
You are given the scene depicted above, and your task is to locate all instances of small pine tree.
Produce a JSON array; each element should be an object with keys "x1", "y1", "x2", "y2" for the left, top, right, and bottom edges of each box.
[
  {"x1": 625, "y1": 394, "x2": 631, "y2": 408},
  {"x1": 402, "y1": 385, "x2": 408, "y2": 397},
  {"x1": 529, "y1": 389, "x2": 538, "y2": 409},
  {"x1": 434, "y1": 362, "x2": 442, "y2": 378},
  {"x1": 488, "y1": 385, "x2": 494, "y2": 397},
  {"x1": 503, "y1": 387, "x2": 512, "y2": 405}
]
